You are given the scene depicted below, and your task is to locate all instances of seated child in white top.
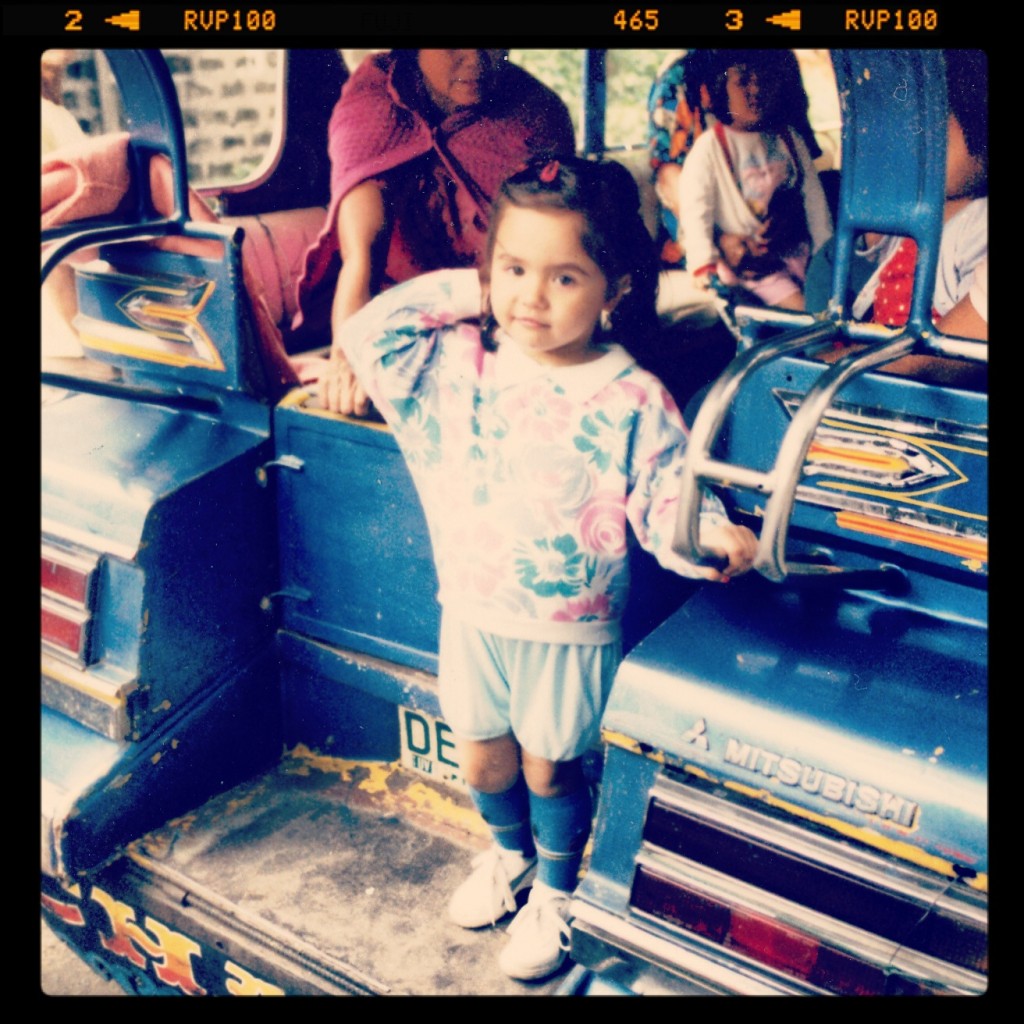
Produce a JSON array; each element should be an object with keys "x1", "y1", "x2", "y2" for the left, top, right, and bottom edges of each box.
[{"x1": 678, "y1": 49, "x2": 833, "y2": 311}]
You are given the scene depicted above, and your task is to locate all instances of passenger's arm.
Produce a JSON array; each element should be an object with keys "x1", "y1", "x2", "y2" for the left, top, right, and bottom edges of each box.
[
  {"x1": 654, "y1": 162, "x2": 682, "y2": 219},
  {"x1": 676, "y1": 139, "x2": 719, "y2": 284},
  {"x1": 936, "y1": 259, "x2": 987, "y2": 341},
  {"x1": 322, "y1": 179, "x2": 388, "y2": 415},
  {"x1": 625, "y1": 391, "x2": 756, "y2": 582},
  {"x1": 935, "y1": 296, "x2": 987, "y2": 342},
  {"x1": 793, "y1": 134, "x2": 833, "y2": 254}
]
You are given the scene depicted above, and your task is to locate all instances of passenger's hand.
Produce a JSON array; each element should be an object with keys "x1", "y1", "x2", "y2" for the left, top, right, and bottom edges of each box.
[
  {"x1": 320, "y1": 347, "x2": 372, "y2": 417},
  {"x1": 747, "y1": 221, "x2": 771, "y2": 257},
  {"x1": 718, "y1": 233, "x2": 749, "y2": 271},
  {"x1": 690, "y1": 264, "x2": 717, "y2": 290},
  {"x1": 695, "y1": 522, "x2": 759, "y2": 582}
]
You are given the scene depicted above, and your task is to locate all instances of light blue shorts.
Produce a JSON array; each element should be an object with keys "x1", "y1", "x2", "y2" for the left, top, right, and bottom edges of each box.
[{"x1": 438, "y1": 616, "x2": 622, "y2": 763}]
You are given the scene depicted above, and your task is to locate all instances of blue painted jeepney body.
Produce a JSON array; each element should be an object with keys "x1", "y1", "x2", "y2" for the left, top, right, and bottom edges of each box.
[
  {"x1": 566, "y1": 49, "x2": 987, "y2": 997},
  {"x1": 40, "y1": 48, "x2": 986, "y2": 997}
]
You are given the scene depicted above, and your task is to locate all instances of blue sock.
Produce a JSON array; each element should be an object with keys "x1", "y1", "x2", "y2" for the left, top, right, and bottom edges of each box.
[
  {"x1": 469, "y1": 774, "x2": 536, "y2": 858},
  {"x1": 528, "y1": 785, "x2": 593, "y2": 893}
]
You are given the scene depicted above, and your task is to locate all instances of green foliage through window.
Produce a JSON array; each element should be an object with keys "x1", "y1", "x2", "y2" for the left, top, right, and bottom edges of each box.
[{"x1": 510, "y1": 49, "x2": 680, "y2": 152}]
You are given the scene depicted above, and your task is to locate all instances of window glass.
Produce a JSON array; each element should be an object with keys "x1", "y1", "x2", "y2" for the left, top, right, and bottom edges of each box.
[
  {"x1": 509, "y1": 50, "x2": 840, "y2": 157},
  {"x1": 40, "y1": 48, "x2": 284, "y2": 188},
  {"x1": 604, "y1": 49, "x2": 679, "y2": 149},
  {"x1": 41, "y1": 49, "x2": 121, "y2": 143},
  {"x1": 42, "y1": 49, "x2": 837, "y2": 184},
  {"x1": 510, "y1": 49, "x2": 678, "y2": 150},
  {"x1": 164, "y1": 49, "x2": 283, "y2": 187}
]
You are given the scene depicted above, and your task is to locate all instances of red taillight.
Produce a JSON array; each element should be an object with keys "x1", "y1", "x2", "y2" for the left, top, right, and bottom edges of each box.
[
  {"x1": 729, "y1": 910, "x2": 818, "y2": 976},
  {"x1": 41, "y1": 553, "x2": 92, "y2": 603},
  {"x1": 41, "y1": 601, "x2": 88, "y2": 655},
  {"x1": 728, "y1": 905, "x2": 897, "y2": 996},
  {"x1": 641, "y1": 795, "x2": 987, "y2": 977},
  {"x1": 41, "y1": 544, "x2": 99, "y2": 664},
  {"x1": 632, "y1": 866, "x2": 934, "y2": 995}
]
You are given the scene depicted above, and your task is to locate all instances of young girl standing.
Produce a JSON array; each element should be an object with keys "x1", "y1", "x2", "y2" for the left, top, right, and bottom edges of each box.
[
  {"x1": 678, "y1": 49, "x2": 833, "y2": 310},
  {"x1": 336, "y1": 157, "x2": 758, "y2": 981}
]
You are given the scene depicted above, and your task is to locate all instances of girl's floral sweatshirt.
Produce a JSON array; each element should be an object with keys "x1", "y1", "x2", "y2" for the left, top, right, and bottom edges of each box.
[{"x1": 340, "y1": 268, "x2": 726, "y2": 645}]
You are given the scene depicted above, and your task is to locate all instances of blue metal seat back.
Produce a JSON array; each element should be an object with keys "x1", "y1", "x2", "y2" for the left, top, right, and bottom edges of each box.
[
  {"x1": 43, "y1": 50, "x2": 270, "y2": 403},
  {"x1": 829, "y1": 50, "x2": 948, "y2": 334}
]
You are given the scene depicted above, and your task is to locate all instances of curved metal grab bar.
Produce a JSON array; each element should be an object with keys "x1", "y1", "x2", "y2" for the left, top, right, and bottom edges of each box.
[
  {"x1": 41, "y1": 50, "x2": 193, "y2": 285},
  {"x1": 41, "y1": 221, "x2": 243, "y2": 284},
  {"x1": 754, "y1": 332, "x2": 918, "y2": 581},
  {"x1": 672, "y1": 320, "x2": 839, "y2": 566}
]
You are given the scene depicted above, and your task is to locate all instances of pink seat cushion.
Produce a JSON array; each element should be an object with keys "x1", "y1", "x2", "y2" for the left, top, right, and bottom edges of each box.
[{"x1": 224, "y1": 207, "x2": 328, "y2": 329}]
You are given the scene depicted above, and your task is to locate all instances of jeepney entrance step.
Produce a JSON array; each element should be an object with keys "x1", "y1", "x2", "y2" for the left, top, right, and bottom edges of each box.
[{"x1": 124, "y1": 751, "x2": 572, "y2": 994}]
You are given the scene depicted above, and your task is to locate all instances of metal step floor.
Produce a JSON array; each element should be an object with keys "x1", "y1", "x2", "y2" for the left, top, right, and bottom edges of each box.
[{"x1": 123, "y1": 747, "x2": 575, "y2": 995}]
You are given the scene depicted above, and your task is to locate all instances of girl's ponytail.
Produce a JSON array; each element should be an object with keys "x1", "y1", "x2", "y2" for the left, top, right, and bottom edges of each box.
[{"x1": 593, "y1": 160, "x2": 660, "y2": 350}]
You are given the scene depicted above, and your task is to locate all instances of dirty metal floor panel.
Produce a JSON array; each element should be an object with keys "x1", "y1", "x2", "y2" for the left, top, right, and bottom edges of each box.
[{"x1": 128, "y1": 748, "x2": 574, "y2": 995}]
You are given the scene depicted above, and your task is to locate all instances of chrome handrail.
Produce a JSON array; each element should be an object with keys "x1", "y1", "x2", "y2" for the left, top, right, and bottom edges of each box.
[
  {"x1": 753, "y1": 332, "x2": 917, "y2": 581},
  {"x1": 672, "y1": 320, "x2": 838, "y2": 567}
]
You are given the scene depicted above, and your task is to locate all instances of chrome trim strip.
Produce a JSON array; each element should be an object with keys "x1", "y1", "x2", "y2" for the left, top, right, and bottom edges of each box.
[
  {"x1": 647, "y1": 773, "x2": 986, "y2": 927},
  {"x1": 570, "y1": 897, "x2": 812, "y2": 995},
  {"x1": 42, "y1": 521, "x2": 137, "y2": 562},
  {"x1": 633, "y1": 847, "x2": 983, "y2": 993},
  {"x1": 630, "y1": 775, "x2": 987, "y2": 994},
  {"x1": 41, "y1": 652, "x2": 136, "y2": 741}
]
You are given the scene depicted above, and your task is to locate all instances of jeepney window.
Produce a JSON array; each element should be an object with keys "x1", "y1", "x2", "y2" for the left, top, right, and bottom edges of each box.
[
  {"x1": 794, "y1": 49, "x2": 842, "y2": 170},
  {"x1": 604, "y1": 49, "x2": 683, "y2": 148},
  {"x1": 510, "y1": 49, "x2": 840, "y2": 167},
  {"x1": 164, "y1": 49, "x2": 284, "y2": 188},
  {"x1": 41, "y1": 48, "x2": 284, "y2": 190},
  {"x1": 42, "y1": 49, "x2": 122, "y2": 139},
  {"x1": 511, "y1": 49, "x2": 678, "y2": 149}
]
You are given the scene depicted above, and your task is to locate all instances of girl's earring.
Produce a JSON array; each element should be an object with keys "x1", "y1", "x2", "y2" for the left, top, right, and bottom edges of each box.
[{"x1": 600, "y1": 309, "x2": 613, "y2": 332}]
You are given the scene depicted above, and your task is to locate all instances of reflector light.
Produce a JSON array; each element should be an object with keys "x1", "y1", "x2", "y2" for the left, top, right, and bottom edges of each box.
[
  {"x1": 642, "y1": 798, "x2": 987, "y2": 973},
  {"x1": 40, "y1": 553, "x2": 92, "y2": 604},
  {"x1": 41, "y1": 603, "x2": 87, "y2": 658},
  {"x1": 631, "y1": 866, "x2": 934, "y2": 996},
  {"x1": 41, "y1": 544, "x2": 98, "y2": 663}
]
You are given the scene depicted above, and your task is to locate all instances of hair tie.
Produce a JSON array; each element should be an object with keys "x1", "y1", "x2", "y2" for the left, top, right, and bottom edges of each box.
[{"x1": 538, "y1": 160, "x2": 560, "y2": 183}]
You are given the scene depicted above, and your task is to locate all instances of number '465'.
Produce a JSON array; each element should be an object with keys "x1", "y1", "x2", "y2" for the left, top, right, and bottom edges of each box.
[{"x1": 614, "y1": 9, "x2": 659, "y2": 30}]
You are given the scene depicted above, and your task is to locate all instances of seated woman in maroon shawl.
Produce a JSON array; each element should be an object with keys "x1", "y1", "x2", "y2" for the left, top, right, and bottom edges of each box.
[{"x1": 289, "y1": 49, "x2": 576, "y2": 415}]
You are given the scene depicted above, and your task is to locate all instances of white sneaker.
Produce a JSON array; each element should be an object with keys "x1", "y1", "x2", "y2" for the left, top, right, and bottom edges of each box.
[
  {"x1": 498, "y1": 880, "x2": 572, "y2": 980},
  {"x1": 447, "y1": 845, "x2": 537, "y2": 929}
]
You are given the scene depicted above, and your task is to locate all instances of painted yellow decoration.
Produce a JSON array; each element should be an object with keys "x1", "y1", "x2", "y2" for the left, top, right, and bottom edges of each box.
[
  {"x1": 835, "y1": 511, "x2": 987, "y2": 563},
  {"x1": 286, "y1": 746, "x2": 488, "y2": 840},
  {"x1": 600, "y1": 729, "x2": 665, "y2": 762},
  {"x1": 724, "y1": 779, "x2": 987, "y2": 893},
  {"x1": 776, "y1": 398, "x2": 989, "y2": 521},
  {"x1": 225, "y1": 961, "x2": 286, "y2": 996},
  {"x1": 808, "y1": 440, "x2": 909, "y2": 474},
  {"x1": 681, "y1": 763, "x2": 719, "y2": 784},
  {"x1": 77, "y1": 276, "x2": 227, "y2": 370},
  {"x1": 91, "y1": 884, "x2": 207, "y2": 995}
]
